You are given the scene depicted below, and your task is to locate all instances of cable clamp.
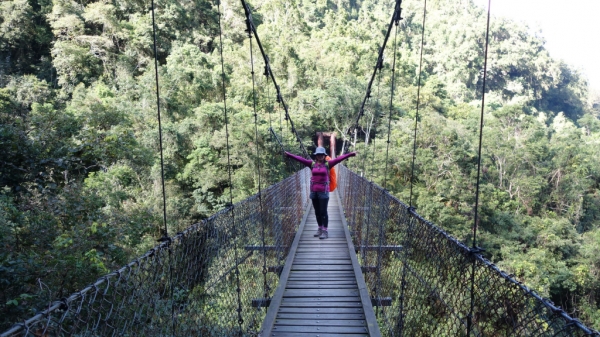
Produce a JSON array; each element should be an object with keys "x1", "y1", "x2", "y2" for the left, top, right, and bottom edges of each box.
[
  {"x1": 377, "y1": 55, "x2": 384, "y2": 70},
  {"x1": 158, "y1": 233, "x2": 172, "y2": 244},
  {"x1": 59, "y1": 298, "x2": 69, "y2": 311},
  {"x1": 243, "y1": 3, "x2": 254, "y2": 35},
  {"x1": 469, "y1": 246, "x2": 485, "y2": 254},
  {"x1": 393, "y1": 1, "x2": 403, "y2": 26}
]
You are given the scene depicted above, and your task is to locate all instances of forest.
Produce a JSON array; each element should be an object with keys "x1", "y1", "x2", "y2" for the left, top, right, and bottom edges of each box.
[{"x1": 1, "y1": 0, "x2": 600, "y2": 331}]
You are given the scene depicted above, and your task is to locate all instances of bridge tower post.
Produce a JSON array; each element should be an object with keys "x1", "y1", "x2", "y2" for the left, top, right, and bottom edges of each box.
[{"x1": 315, "y1": 132, "x2": 337, "y2": 158}]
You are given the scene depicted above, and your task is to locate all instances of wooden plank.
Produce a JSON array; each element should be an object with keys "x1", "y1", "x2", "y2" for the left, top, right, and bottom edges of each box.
[
  {"x1": 288, "y1": 269, "x2": 354, "y2": 274},
  {"x1": 293, "y1": 256, "x2": 350, "y2": 260},
  {"x1": 296, "y1": 247, "x2": 348, "y2": 251},
  {"x1": 286, "y1": 284, "x2": 357, "y2": 289},
  {"x1": 287, "y1": 274, "x2": 356, "y2": 278},
  {"x1": 270, "y1": 325, "x2": 369, "y2": 334},
  {"x1": 286, "y1": 279, "x2": 356, "y2": 283},
  {"x1": 286, "y1": 280, "x2": 357, "y2": 285},
  {"x1": 287, "y1": 277, "x2": 356, "y2": 281},
  {"x1": 291, "y1": 265, "x2": 354, "y2": 271},
  {"x1": 276, "y1": 313, "x2": 365, "y2": 320},
  {"x1": 292, "y1": 257, "x2": 351, "y2": 262},
  {"x1": 294, "y1": 253, "x2": 350, "y2": 257},
  {"x1": 287, "y1": 272, "x2": 355, "y2": 276},
  {"x1": 292, "y1": 259, "x2": 351, "y2": 263},
  {"x1": 279, "y1": 302, "x2": 362, "y2": 308},
  {"x1": 281, "y1": 297, "x2": 361, "y2": 303},
  {"x1": 278, "y1": 307, "x2": 364, "y2": 314},
  {"x1": 284, "y1": 289, "x2": 359, "y2": 297},
  {"x1": 274, "y1": 319, "x2": 366, "y2": 326},
  {"x1": 288, "y1": 269, "x2": 355, "y2": 273},
  {"x1": 286, "y1": 282, "x2": 357, "y2": 286},
  {"x1": 297, "y1": 244, "x2": 347, "y2": 247},
  {"x1": 271, "y1": 333, "x2": 367, "y2": 337}
]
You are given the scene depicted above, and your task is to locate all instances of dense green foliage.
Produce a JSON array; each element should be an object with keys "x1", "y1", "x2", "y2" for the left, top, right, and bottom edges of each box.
[{"x1": 1, "y1": 0, "x2": 599, "y2": 331}]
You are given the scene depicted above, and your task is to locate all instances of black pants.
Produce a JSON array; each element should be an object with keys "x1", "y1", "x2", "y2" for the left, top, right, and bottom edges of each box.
[{"x1": 311, "y1": 197, "x2": 329, "y2": 228}]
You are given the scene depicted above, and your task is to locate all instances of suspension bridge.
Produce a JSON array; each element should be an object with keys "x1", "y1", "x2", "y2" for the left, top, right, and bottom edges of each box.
[{"x1": 2, "y1": 0, "x2": 600, "y2": 336}]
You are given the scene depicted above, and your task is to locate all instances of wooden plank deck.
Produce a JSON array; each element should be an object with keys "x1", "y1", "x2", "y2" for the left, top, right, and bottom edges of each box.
[{"x1": 260, "y1": 191, "x2": 381, "y2": 337}]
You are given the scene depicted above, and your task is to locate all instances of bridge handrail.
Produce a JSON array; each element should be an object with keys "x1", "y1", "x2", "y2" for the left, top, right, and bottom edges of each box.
[
  {"x1": 1, "y1": 169, "x2": 311, "y2": 337},
  {"x1": 336, "y1": 165, "x2": 600, "y2": 336}
]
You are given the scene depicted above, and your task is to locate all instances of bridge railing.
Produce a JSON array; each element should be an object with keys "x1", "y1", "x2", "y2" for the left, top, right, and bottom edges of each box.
[
  {"x1": 1, "y1": 168, "x2": 310, "y2": 337},
  {"x1": 336, "y1": 165, "x2": 599, "y2": 337}
]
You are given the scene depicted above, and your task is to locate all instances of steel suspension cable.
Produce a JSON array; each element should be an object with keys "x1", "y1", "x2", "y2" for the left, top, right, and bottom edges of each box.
[
  {"x1": 383, "y1": 15, "x2": 401, "y2": 190},
  {"x1": 360, "y1": 64, "x2": 383, "y2": 285},
  {"x1": 472, "y1": 0, "x2": 492, "y2": 252},
  {"x1": 216, "y1": 0, "x2": 244, "y2": 331},
  {"x1": 468, "y1": 0, "x2": 492, "y2": 335},
  {"x1": 360, "y1": 65, "x2": 382, "y2": 177},
  {"x1": 359, "y1": 110, "x2": 370, "y2": 176},
  {"x1": 408, "y1": 0, "x2": 427, "y2": 209},
  {"x1": 398, "y1": 0, "x2": 427, "y2": 332},
  {"x1": 265, "y1": 62, "x2": 275, "y2": 147},
  {"x1": 150, "y1": 3, "x2": 177, "y2": 335},
  {"x1": 367, "y1": 65, "x2": 384, "y2": 181},
  {"x1": 265, "y1": 64, "x2": 282, "y2": 182},
  {"x1": 240, "y1": 0, "x2": 309, "y2": 158},
  {"x1": 150, "y1": 0, "x2": 168, "y2": 240},
  {"x1": 376, "y1": 8, "x2": 402, "y2": 318},
  {"x1": 350, "y1": 0, "x2": 402, "y2": 140},
  {"x1": 362, "y1": 71, "x2": 384, "y2": 273},
  {"x1": 244, "y1": 15, "x2": 270, "y2": 307}
]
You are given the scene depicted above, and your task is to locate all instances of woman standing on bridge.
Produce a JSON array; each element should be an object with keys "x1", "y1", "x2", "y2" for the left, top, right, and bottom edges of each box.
[{"x1": 285, "y1": 147, "x2": 356, "y2": 239}]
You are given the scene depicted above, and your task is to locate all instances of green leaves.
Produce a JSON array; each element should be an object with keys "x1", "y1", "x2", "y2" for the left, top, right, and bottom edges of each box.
[{"x1": 2, "y1": 0, "x2": 600, "y2": 331}]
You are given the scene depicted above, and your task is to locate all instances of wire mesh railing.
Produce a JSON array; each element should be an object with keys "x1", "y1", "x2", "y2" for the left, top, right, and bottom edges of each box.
[
  {"x1": 336, "y1": 165, "x2": 600, "y2": 337},
  {"x1": 1, "y1": 168, "x2": 310, "y2": 337}
]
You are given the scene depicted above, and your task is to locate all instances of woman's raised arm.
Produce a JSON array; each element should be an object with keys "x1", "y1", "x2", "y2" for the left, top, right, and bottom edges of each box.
[
  {"x1": 285, "y1": 152, "x2": 313, "y2": 167},
  {"x1": 328, "y1": 152, "x2": 356, "y2": 168}
]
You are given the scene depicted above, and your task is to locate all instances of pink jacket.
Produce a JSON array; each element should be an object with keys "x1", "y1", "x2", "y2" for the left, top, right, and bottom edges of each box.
[{"x1": 285, "y1": 151, "x2": 356, "y2": 192}]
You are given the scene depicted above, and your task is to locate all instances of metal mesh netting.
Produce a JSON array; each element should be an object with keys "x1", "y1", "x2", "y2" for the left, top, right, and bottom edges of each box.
[
  {"x1": 1, "y1": 169, "x2": 310, "y2": 337},
  {"x1": 336, "y1": 165, "x2": 599, "y2": 337}
]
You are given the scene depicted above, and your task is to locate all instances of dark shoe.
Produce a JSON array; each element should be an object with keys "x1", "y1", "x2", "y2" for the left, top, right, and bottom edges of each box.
[
  {"x1": 314, "y1": 228, "x2": 323, "y2": 237},
  {"x1": 319, "y1": 231, "x2": 328, "y2": 239}
]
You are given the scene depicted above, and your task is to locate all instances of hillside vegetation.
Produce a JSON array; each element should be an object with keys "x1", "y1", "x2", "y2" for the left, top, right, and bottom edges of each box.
[{"x1": 1, "y1": 0, "x2": 600, "y2": 330}]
